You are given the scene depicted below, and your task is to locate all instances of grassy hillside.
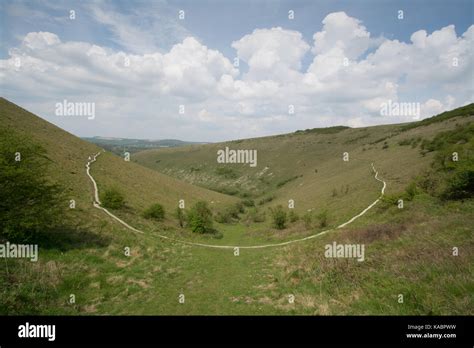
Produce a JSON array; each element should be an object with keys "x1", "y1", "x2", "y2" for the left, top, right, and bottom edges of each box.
[
  {"x1": 0, "y1": 98, "x2": 236, "y2": 230},
  {"x1": 133, "y1": 107, "x2": 473, "y2": 231},
  {"x1": 1, "y1": 98, "x2": 472, "y2": 315}
]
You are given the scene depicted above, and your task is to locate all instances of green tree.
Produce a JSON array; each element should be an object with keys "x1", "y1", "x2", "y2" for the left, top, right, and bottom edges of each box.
[
  {"x1": 0, "y1": 129, "x2": 63, "y2": 242},
  {"x1": 187, "y1": 201, "x2": 213, "y2": 233},
  {"x1": 142, "y1": 203, "x2": 165, "y2": 221}
]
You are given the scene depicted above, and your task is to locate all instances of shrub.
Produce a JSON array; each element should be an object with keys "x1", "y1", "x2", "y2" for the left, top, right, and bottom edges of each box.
[
  {"x1": 215, "y1": 202, "x2": 246, "y2": 223},
  {"x1": 288, "y1": 210, "x2": 299, "y2": 223},
  {"x1": 242, "y1": 199, "x2": 255, "y2": 207},
  {"x1": 101, "y1": 188, "x2": 125, "y2": 209},
  {"x1": 187, "y1": 201, "x2": 214, "y2": 233},
  {"x1": 142, "y1": 203, "x2": 165, "y2": 221},
  {"x1": 404, "y1": 182, "x2": 418, "y2": 201},
  {"x1": 270, "y1": 205, "x2": 287, "y2": 229},
  {"x1": 442, "y1": 165, "x2": 474, "y2": 200},
  {"x1": 381, "y1": 194, "x2": 400, "y2": 206}
]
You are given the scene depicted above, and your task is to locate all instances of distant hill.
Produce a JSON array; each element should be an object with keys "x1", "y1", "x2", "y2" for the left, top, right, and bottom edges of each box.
[{"x1": 82, "y1": 136, "x2": 207, "y2": 155}]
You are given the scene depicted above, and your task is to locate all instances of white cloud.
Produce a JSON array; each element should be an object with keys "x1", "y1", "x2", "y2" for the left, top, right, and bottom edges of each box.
[
  {"x1": 232, "y1": 27, "x2": 310, "y2": 82},
  {"x1": 22, "y1": 31, "x2": 60, "y2": 49},
  {"x1": 312, "y1": 12, "x2": 371, "y2": 59},
  {"x1": 1, "y1": 11, "x2": 473, "y2": 141}
]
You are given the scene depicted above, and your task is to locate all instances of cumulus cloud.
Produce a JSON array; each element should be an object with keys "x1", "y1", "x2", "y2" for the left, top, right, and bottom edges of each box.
[
  {"x1": 1, "y1": 11, "x2": 473, "y2": 141},
  {"x1": 232, "y1": 27, "x2": 310, "y2": 82},
  {"x1": 312, "y1": 11, "x2": 371, "y2": 59},
  {"x1": 2, "y1": 32, "x2": 237, "y2": 101}
]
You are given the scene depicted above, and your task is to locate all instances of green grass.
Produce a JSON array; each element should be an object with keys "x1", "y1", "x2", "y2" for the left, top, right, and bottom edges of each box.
[{"x1": 0, "y1": 97, "x2": 473, "y2": 315}]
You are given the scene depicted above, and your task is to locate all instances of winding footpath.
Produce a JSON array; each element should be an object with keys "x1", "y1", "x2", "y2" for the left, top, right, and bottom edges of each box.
[{"x1": 86, "y1": 151, "x2": 386, "y2": 250}]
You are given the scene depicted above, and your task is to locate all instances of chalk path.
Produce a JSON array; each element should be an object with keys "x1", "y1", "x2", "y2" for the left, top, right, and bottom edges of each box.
[{"x1": 86, "y1": 152, "x2": 386, "y2": 250}]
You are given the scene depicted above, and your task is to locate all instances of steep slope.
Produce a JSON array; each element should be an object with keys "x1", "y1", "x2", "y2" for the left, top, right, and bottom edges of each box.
[{"x1": 0, "y1": 98, "x2": 237, "y2": 222}]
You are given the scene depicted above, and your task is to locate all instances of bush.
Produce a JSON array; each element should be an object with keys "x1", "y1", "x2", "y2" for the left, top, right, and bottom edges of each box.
[
  {"x1": 187, "y1": 201, "x2": 214, "y2": 233},
  {"x1": 101, "y1": 188, "x2": 125, "y2": 209},
  {"x1": 142, "y1": 203, "x2": 165, "y2": 221},
  {"x1": 215, "y1": 202, "x2": 245, "y2": 223},
  {"x1": 270, "y1": 205, "x2": 287, "y2": 229},
  {"x1": 288, "y1": 210, "x2": 299, "y2": 223},
  {"x1": 442, "y1": 165, "x2": 474, "y2": 200},
  {"x1": 381, "y1": 194, "x2": 400, "y2": 206},
  {"x1": 242, "y1": 199, "x2": 255, "y2": 207},
  {"x1": 404, "y1": 182, "x2": 418, "y2": 201},
  {"x1": 0, "y1": 130, "x2": 63, "y2": 242}
]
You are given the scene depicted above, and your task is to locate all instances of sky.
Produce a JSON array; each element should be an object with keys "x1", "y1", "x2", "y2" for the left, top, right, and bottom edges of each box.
[{"x1": 0, "y1": 0, "x2": 473, "y2": 141}]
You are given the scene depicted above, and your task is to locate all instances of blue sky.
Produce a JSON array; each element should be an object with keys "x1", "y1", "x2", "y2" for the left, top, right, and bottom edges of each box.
[
  {"x1": 0, "y1": 0, "x2": 473, "y2": 141},
  {"x1": 3, "y1": 1, "x2": 472, "y2": 62}
]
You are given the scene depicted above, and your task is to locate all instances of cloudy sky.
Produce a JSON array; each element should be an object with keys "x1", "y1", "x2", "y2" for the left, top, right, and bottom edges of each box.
[{"x1": 0, "y1": 0, "x2": 473, "y2": 141}]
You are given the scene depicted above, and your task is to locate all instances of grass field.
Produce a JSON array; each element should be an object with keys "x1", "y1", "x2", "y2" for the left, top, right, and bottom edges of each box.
[{"x1": 1, "y1": 98, "x2": 473, "y2": 315}]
